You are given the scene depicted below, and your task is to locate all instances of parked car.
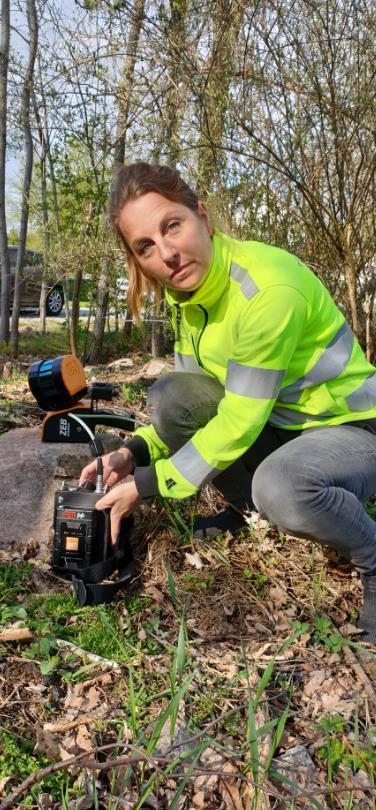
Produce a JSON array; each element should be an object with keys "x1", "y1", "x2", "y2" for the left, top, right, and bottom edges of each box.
[{"x1": 0, "y1": 245, "x2": 65, "y2": 316}]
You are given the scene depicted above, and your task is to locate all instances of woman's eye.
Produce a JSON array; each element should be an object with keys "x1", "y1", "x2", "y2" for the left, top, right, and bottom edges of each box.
[
  {"x1": 168, "y1": 221, "x2": 179, "y2": 231},
  {"x1": 140, "y1": 242, "x2": 152, "y2": 255}
]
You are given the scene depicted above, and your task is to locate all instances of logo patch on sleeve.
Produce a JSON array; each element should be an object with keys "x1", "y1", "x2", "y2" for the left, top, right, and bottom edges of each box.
[{"x1": 166, "y1": 478, "x2": 176, "y2": 489}]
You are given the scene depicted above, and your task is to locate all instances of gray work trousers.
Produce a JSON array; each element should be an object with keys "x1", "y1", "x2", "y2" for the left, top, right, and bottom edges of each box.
[{"x1": 147, "y1": 372, "x2": 376, "y2": 575}]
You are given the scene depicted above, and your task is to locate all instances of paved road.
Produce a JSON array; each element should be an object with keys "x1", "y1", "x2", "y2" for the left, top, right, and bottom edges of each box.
[{"x1": 19, "y1": 308, "x2": 90, "y2": 325}]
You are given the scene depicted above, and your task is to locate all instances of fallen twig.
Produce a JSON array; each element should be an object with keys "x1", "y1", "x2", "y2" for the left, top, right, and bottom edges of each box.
[
  {"x1": 44, "y1": 715, "x2": 102, "y2": 733},
  {"x1": 0, "y1": 626, "x2": 32, "y2": 642},
  {"x1": 342, "y1": 642, "x2": 376, "y2": 708},
  {"x1": 55, "y1": 638, "x2": 121, "y2": 671}
]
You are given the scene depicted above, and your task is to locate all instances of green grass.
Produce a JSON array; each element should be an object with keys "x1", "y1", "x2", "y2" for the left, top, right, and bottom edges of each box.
[
  {"x1": 2, "y1": 530, "x2": 376, "y2": 807},
  {"x1": 0, "y1": 318, "x2": 153, "y2": 364},
  {"x1": 120, "y1": 380, "x2": 148, "y2": 408}
]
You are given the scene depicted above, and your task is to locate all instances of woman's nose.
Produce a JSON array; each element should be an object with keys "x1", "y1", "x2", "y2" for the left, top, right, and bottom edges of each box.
[{"x1": 158, "y1": 238, "x2": 179, "y2": 263}]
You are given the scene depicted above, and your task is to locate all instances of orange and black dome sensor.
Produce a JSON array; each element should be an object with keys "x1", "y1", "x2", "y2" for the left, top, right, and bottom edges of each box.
[{"x1": 28, "y1": 355, "x2": 87, "y2": 411}]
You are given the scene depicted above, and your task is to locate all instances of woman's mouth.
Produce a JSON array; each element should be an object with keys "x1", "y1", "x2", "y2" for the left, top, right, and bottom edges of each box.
[{"x1": 170, "y1": 262, "x2": 193, "y2": 280}]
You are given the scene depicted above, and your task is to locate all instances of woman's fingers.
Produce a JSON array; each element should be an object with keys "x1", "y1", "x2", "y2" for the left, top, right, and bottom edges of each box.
[
  {"x1": 95, "y1": 482, "x2": 141, "y2": 544},
  {"x1": 79, "y1": 460, "x2": 97, "y2": 486},
  {"x1": 96, "y1": 491, "x2": 123, "y2": 544},
  {"x1": 79, "y1": 449, "x2": 134, "y2": 490}
]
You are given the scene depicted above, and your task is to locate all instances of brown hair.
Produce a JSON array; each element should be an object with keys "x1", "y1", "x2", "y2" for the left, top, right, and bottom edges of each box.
[{"x1": 109, "y1": 162, "x2": 201, "y2": 321}]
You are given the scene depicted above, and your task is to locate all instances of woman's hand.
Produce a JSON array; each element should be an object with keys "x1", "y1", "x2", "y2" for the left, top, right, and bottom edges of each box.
[
  {"x1": 95, "y1": 480, "x2": 141, "y2": 544},
  {"x1": 79, "y1": 447, "x2": 134, "y2": 488}
]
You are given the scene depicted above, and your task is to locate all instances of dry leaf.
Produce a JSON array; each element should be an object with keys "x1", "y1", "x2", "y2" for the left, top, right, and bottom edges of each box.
[
  {"x1": 303, "y1": 670, "x2": 326, "y2": 696},
  {"x1": 144, "y1": 583, "x2": 165, "y2": 602},
  {"x1": 268, "y1": 584, "x2": 287, "y2": 607},
  {"x1": 192, "y1": 791, "x2": 207, "y2": 809},
  {"x1": 218, "y1": 762, "x2": 243, "y2": 809},
  {"x1": 75, "y1": 723, "x2": 94, "y2": 754}
]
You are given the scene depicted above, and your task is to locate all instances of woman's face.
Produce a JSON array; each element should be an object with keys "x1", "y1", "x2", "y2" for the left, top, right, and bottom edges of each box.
[{"x1": 118, "y1": 192, "x2": 213, "y2": 292}]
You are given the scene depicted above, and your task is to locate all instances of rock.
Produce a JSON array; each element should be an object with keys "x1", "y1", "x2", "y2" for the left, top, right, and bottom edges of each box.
[
  {"x1": 144, "y1": 359, "x2": 173, "y2": 378},
  {"x1": 270, "y1": 745, "x2": 317, "y2": 796},
  {"x1": 83, "y1": 365, "x2": 106, "y2": 380},
  {"x1": 0, "y1": 426, "x2": 123, "y2": 552},
  {"x1": 107, "y1": 357, "x2": 134, "y2": 369}
]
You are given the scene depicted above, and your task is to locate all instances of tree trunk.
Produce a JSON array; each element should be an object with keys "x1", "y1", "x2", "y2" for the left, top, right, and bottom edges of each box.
[
  {"x1": 70, "y1": 268, "x2": 82, "y2": 356},
  {"x1": 88, "y1": 264, "x2": 109, "y2": 362},
  {"x1": 10, "y1": 0, "x2": 38, "y2": 356},
  {"x1": 343, "y1": 229, "x2": 360, "y2": 339},
  {"x1": 196, "y1": 0, "x2": 243, "y2": 199},
  {"x1": 151, "y1": 319, "x2": 166, "y2": 357},
  {"x1": 37, "y1": 55, "x2": 70, "y2": 330},
  {"x1": 122, "y1": 307, "x2": 133, "y2": 340},
  {"x1": 88, "y1": 0, "x2": 145, "y2": 364},
  {"x1": 33, "y1": 91, "x2": 49, "y2": 335},
  {"x1": 153, "y1": 0, "x2": 188, "y2": 167},
  {"x1": 0, "y1": 0, "x2": 10, "y2": 343}
]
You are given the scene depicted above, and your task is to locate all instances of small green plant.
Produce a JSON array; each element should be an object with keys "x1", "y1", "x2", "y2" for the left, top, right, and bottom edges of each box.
[
  {"x1": 0, "y1": 561, "x2": 34, "y2": 600},
  {"x1": 312, "y1": 615, "x2": 345, "y2": 653},
  {"x1": 243, "y1": 567, "x2": 269, "y2": 593},
  {"x1": 312, "y1": 565, "x2": 330, "y2": 610},
  {"x1": 317, "y1": 713, "x2": 376, "y2": 806},
  {"x1": 164, "y1": 557, "x2": 179, "y2": 608},
  {"x1": 183, "y1": 571, "x2": 214, "y2": 591},
  {"x1": 0, "y1": 604, "x2": 28, "y2": 626},
  {"x1": 120, "y1": 380, "x2": 147, "y2": 406},
  {"x1": 162, "y1": 498, "x2": 196, "y2": 542},
  {"x1": 0, "y1": 730, "x2": 75, "y2": 805}
]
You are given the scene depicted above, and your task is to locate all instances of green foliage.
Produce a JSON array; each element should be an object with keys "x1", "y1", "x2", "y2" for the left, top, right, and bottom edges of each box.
[
  {"x1": 0, "y1": 562, "x2": 34, "y2": 603},
  {"x1": 2, "y1": 557, "x2": 369, "y2": 808},
  {"x1": 312, "y1": 615, "x2": 346, "y2": 653},
  {"x1": 10, "y1": 320, "x2": 130, "y2": 363},
  {"x1": 0, "y1": 562, "x2": 153, "y2": 682},
  {"x1": 317, "y1": 713, "x2": 376, "y2": 797},
  {"x1": 164, "y1": 558, "x2": 179, "y2": 607},
  {"x1": 182, "y1": 571, "x2": 214, "y2": 591},
  {"x1": 120, "y1": 381, "x2": 147, "y2": 407},
  {"x1": 243, "y1": 567, "x2": 269, "y2": 594},
  {"x1": 0, "y1": 730, "x2": 74, "y2": 804},
  {"x1": 365, "y1": 499, "x2": 376, "y2": 521}
]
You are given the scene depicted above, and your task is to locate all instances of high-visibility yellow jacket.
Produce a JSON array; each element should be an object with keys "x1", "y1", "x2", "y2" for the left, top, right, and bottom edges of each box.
[{"x1": 129, "y1": 231, "x2": 376, "y2": 500}]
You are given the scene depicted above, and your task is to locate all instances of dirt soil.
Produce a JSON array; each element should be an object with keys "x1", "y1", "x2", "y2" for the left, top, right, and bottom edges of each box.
[{"x1": 0, "y1": 360, "x2": 375, "y2": 809}]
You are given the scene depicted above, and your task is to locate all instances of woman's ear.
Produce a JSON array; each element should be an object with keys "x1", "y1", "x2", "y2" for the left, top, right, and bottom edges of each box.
[{"x1": 197, "y1": 202, "x2": 213, "y2": 236}]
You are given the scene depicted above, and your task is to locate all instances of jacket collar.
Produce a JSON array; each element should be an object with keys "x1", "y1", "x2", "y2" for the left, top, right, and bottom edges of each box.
[{"x1": 165, "y1": 231, "x2": 231, "y2": 310}]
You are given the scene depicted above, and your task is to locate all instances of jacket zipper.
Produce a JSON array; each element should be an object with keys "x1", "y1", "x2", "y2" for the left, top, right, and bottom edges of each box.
[
  {"x1": 175, "y1": 304, "x2": 181, "y2": 340},
  {"x1": 192, "y1": 305, "x2": 208, "y2": 367}
]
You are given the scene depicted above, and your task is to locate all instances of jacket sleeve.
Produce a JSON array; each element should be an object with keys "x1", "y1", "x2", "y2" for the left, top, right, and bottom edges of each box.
[
  {"x1": 134, "y1": 285, "x2": 308, "y2": 500},
  {"x1": 125, "y1": 425, "x2": 170, "y2": 467}
]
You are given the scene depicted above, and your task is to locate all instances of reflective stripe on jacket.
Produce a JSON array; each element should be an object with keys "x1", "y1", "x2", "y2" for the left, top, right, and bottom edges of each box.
[{"x1": 133, "y1": 231, "x2": 376, "y2": 499}]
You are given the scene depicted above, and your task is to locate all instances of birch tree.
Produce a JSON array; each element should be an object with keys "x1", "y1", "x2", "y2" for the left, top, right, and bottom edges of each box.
[
  {"x1": 10, "y1": 0, "x2": 38, "y2": 355},
  {"x1": 0, "y1": 0, "x2": 10, "y2": 343}
]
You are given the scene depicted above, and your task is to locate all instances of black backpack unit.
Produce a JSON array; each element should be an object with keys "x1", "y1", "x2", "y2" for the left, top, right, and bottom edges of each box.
[
  {"x1": 28, "y1": 354, "x2": 140, "y2": 606},
  {"x1": 53, "y1": 481, "x2": 136, "y2": 606}
]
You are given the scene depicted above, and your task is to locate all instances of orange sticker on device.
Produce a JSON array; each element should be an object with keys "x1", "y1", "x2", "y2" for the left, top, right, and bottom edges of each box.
[{"x1": 65, "y1": 536, "x2": 79, "y2": 551}]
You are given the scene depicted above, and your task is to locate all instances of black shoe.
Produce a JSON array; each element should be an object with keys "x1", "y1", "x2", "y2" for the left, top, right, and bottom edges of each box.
[
  {"x1": 193, "y1": 507, "x2": 249, "y2": 539},
  {"x1": 357, "y1": 574, "x2": 376, "y2": 645}
]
